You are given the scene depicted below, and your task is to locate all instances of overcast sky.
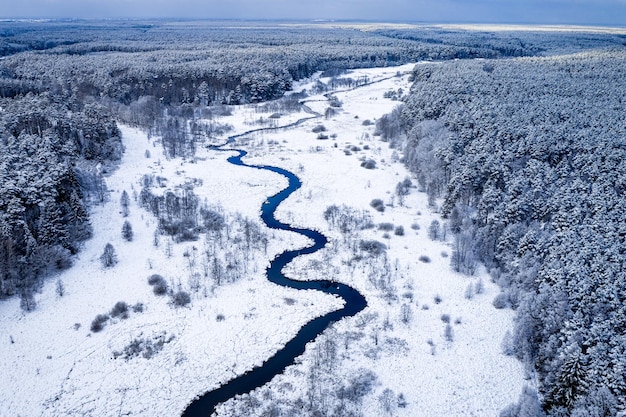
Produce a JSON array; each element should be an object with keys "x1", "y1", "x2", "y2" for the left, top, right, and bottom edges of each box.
[{"x1": 3, "y1": 0, "x2": 626, "y2": 26}]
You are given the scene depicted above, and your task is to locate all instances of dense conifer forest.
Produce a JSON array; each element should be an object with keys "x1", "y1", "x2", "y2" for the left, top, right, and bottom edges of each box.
[
  {"x1": 398, "y1": 48, "x2": 626, "y2": 416},
  {"x1": 0, "y1": 94, "x2": 121, "y2": 299},
  {"x1": 3, "y1": 20, "x2": 569, "y2": 300}
]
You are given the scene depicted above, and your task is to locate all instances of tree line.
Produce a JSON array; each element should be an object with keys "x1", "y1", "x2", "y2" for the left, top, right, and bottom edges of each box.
[
  {"x1": 4, "y1": 20, "x2": 596, "y2": 108},
  {"x1": 0, "y1": 93, "x2": 121, "y2": 301},
  {"x1": 397, "y1": 48, "x2": 626, "y2": 416}
]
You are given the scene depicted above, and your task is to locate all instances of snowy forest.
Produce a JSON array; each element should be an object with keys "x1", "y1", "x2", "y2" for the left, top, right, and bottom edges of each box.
[
  {"x1": 1, "y1": 19, "x2": 626, "y2": 417},
  {"x1": 397, "y1": 49, "x2": 626, "y2": 415},
  {"x1": 1, "y1": 20, "x2": 570, "y2": 300}
]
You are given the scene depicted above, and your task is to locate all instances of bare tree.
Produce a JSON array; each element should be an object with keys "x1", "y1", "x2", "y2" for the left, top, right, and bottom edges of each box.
[
  {"x1": 428, "y1": 220, "x2": 441, "y2": 241},
  {"x1": 20, "y1": 291, "x2": 37, "y2": 312},
  {"x1": 379, "y1": 388, "x2": 397, "y2": 416},
  {"x1": 56, "y1": 279, "x2": 65, "y2": 297},
  {"x1": 100, "y1": 243, "x2": 118, "y2": 268},
  {"x1": 400, "y1": 304, "x2": 413, "y2": 325}
]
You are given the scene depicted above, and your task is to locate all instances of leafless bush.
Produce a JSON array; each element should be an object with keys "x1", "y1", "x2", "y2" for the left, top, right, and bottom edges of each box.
[
  {"x1": 91, "y1": 314, "x2": 109, "y2": 332},
  {"x1": 110, "y1": 301, "x2": 129, "y2": 319}
]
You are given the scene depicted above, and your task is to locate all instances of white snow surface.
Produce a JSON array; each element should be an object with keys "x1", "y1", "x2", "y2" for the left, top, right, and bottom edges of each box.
[{"x1": 0, "y1": 63, "x2": 525, "y2": 417}]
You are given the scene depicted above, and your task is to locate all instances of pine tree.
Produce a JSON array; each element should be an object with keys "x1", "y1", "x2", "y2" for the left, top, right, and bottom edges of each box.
[
  {"x1": 38, "y1": 201, "x2": 68, "y2": 248},
  {"x1": 122, "y1": 220, "x2": 133, "y2": 242},
  {"x1": 120, "y1": 190, "x2": 130, "y2": 217},
  {"x1": 547, "y1": 342, "x2": 588, "y2": 409}
]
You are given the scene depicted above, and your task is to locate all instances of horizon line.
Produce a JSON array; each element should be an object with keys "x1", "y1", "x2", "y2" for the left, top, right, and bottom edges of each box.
[{"x1": 1, "y1": 17, "x2": 626, "y2": 30}]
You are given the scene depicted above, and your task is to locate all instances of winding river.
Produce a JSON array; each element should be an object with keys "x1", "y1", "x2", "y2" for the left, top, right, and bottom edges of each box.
[{"x1": 181, "y1": 143, "x2": 367, "y2": 416}]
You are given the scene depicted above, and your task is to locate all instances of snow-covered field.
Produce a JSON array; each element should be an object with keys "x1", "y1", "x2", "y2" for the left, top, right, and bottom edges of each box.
[{"x1": 0, "y1": 63, "x2": 525, "y2": 417}]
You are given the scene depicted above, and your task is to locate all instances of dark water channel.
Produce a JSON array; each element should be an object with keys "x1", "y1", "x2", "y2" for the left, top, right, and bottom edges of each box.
[{"x1": 182, "y1": 146, "x2": 367, "y2": 417}]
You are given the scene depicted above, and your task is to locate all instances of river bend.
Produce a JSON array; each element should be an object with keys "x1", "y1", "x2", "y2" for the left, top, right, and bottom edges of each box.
[{"x1": 182, "y1": 144, "x2": 367, "y2": 417}]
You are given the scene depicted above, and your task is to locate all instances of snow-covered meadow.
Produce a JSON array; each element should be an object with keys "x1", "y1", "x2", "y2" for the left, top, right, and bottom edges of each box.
[{"x1": 0, "y1": 63, "x2": 525, "y2": 417}]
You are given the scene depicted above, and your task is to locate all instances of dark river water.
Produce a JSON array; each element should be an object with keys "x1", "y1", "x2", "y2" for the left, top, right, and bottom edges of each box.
[{"x1": 182, "y1": 147, "x2": 367, "y2": 417}]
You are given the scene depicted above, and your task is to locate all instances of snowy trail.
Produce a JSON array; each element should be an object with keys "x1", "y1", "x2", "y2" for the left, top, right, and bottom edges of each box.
[{"x1": 182, "y1": 145, "x2": 367, "y2": 416}]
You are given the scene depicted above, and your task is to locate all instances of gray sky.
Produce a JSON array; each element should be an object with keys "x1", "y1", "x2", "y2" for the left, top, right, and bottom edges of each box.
[{"x1": 3, "y1": 0, "x2": 626, "y2": 26}]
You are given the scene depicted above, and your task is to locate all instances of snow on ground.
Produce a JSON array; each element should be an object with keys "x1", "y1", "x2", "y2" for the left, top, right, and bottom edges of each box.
[
  {"x1": 0, "y1": 126, "x2": 339, "y2": 417},
  {"x1": 213, "y1": 64, "x2": 526, "y2": 416},
  {"x1": 0, "y1": 63, "x2": 525, "y2": 417}
]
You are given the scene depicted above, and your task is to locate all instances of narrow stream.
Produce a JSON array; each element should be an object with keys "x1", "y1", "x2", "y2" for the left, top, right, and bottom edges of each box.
[{"x1": 182, "y1": 147, "x2": 367, "y2": 417}]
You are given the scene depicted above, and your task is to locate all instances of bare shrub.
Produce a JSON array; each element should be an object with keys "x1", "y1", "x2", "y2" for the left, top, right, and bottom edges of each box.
[
  {"x1": 370, "y1": 198, "x2": 385, "y2": 212},
  {"x1": 378, "y1": 222, "x2": 395, "y2": 232},
  {"x1": 148, "y1": 274, "x2": 168, "y2": 296},
  {"x1": 172, "y1": 291, "x2": 191, "y2": 307},
  {"x1": 110, "y1": 301, "x2": 129, "y2": 319},
  {"x1": 359, "y1": 239, "x2": 387, "y2": 256},
  {"x1": 361, "y1": 159, "x2": 377, "y2": 169},
  {"x1": 113, "y1": 332, "x2": 175, "y2": 360},
  {"x1": 91, "y1": 314, "x2": 109, "y2": 332},
  {"x1": 148, "y1": 274, "x2": 164, "y2": 285}
]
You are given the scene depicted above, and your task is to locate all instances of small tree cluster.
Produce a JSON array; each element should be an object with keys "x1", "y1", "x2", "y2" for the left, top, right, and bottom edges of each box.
[{"x1": 148, "y1": 274, "x2": 168, "y2": 296}]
